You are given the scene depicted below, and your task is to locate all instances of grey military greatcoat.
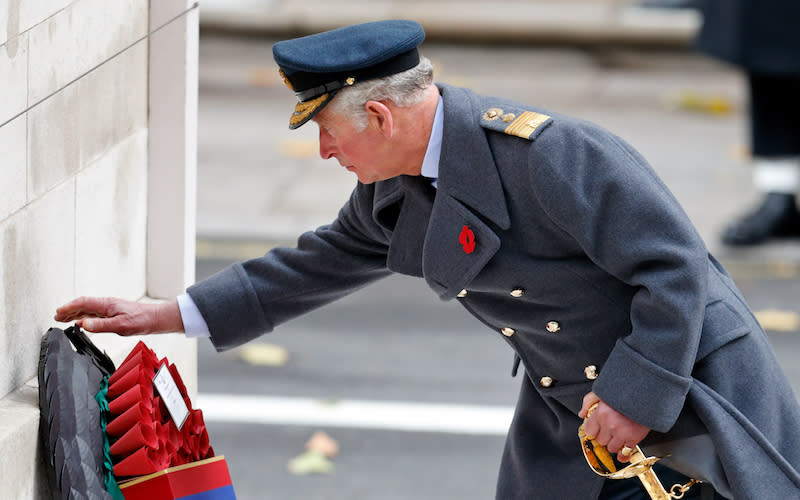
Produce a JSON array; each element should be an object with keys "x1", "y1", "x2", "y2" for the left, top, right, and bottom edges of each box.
[{"x1": 188, "y1": 84, "x2": 800, "y2": 499}]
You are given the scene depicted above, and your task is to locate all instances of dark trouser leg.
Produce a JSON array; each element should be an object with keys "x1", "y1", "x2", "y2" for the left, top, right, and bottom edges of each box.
[
  {"x1": 598, "y1": 464, "x2": 728, "y2": 499},
  {"x1": 750, "y1": 73, "x2": 800, "y2": 157},
  {"x1": 722, "y1": 72, "x2": 800, "y2": 246}
]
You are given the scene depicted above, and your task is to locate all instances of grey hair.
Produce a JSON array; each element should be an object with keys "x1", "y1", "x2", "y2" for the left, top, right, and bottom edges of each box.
[{"x1": 326, "y1": 55, "x2": 434, "y2": 131}]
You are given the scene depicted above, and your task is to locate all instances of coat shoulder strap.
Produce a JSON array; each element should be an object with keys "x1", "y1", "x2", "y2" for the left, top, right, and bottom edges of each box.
[{"x1": 479, "y1": 106, "x2": 553, "y2": 141}]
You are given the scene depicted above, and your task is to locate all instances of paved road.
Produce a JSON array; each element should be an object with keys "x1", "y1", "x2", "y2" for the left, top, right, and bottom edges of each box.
[{"x1": 194, "y1": 34, "x2": 800, "y2": 499}]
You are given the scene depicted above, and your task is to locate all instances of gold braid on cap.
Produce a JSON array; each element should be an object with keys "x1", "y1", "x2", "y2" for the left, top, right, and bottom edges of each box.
[
  {"x1": 279, "y1": 69, "x2": 294, "y2": 91},
  {"x1": 290, "y1": 93, "x2": 329, "y2": 128}
]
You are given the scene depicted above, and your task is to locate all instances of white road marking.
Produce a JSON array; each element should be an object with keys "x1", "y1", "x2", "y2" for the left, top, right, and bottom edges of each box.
[{"x1": 198, "y1": 393, "x2": 514, "y2": 436}]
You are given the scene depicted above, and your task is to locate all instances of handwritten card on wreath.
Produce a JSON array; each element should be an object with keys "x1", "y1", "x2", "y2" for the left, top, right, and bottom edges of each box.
[{"x1": 153, "y1": 363, "x2": 190, "y2": 430}]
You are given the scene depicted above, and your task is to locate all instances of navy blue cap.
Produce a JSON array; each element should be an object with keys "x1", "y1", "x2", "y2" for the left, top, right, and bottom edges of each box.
[{"x1": 273, "y1": 20, "x2": 426, "y2": 129}]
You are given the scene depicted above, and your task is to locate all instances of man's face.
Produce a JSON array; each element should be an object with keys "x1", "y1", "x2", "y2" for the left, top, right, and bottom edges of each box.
[{"x1": 312, "y1": 105, "x2": 403, "y2": 184}]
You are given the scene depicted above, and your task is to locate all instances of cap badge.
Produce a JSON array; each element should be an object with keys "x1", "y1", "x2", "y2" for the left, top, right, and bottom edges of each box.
[{"x1": 459, "y1": 225, "x2": 476, "y2": 254}]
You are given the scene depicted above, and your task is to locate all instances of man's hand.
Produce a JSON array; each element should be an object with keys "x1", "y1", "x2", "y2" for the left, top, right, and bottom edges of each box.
[
  {"x1": 579, "y1": 392, "x2": 650, "y2": 463},
  {"x1": 54, "y1": 297, "x2": 184, "y2": 336}
]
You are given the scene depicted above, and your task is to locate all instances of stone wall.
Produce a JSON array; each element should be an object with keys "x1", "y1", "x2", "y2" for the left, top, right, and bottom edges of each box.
[{"x1": 0, "y1": 0, "x2": 199, "y2": 496}]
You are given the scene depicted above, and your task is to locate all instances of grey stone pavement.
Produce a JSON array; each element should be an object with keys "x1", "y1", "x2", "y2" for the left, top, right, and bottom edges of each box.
[{"x1": 196, "y1": 0, "x2": 800, "y2": 272}]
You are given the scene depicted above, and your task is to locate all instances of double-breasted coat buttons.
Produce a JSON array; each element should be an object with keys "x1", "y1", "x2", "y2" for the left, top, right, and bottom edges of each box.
[
  {"x1": 501, "y1": 327, "x2": 516, "y2": 337},
  {"x1": 584, "y1": 365, "x2": 599, "y2": 380},
  {"x1": 510, "y1": 288, "x2": 525, "y2": 298},
  {"x1": 546, "y1": 321, "x2": 561, "y2": 333},
  {"x1": 540, "y1": 376, "x2": 554, "y2": 388},
  {"x1": 457, "y1": 289, "x2": 468, "y2": 298}
]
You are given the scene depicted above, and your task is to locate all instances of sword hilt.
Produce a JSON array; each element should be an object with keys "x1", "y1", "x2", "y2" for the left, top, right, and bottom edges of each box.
[{"x1": 578, "y1": 404, "x2": 697, "y2": 500}]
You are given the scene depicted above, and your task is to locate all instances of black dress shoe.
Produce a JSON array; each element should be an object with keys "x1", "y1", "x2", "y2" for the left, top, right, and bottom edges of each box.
[{"x1": 722, "y1": 192, "x2": 800, "y2": 246}]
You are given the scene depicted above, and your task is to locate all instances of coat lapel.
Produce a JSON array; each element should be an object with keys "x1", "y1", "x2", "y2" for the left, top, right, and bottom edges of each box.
[
  {"x1": 373, "y1": 175, "x2": 436, "y2": 278},
  {"x1": 423, "y1": 85, "x2": 511, "y2": 299},
  {"x1": 370, "y1": 85, "x2": 512, "y2": 297},
  {"x1": 436, "y1": 85, "x2": 511, "y2": 231}
]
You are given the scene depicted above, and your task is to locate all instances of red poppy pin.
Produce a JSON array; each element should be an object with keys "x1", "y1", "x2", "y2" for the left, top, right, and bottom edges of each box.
[{"x1": 459, "y1": 225, "x2": 476, "y2": 254}]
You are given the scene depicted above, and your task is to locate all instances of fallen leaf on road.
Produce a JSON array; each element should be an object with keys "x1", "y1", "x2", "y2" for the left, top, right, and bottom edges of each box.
[
  {"x1": 754, "y1": 309, "x2": 800, "y2": 332},
  {"x1": 238, "y1": 343, "x2": 289, "y2": 367},
  {"x1": 287, "y1": 431, "x2": 340, "y2": 475},
  {"x1": 306, "y1": 431, "x2": 339, "y2": 458},
  {"x1": 287, "y1": 450, "x2": 334, "y2": 475},
  {"x1": 668, "y1": 90, "x2": 734, "y2": 116}
]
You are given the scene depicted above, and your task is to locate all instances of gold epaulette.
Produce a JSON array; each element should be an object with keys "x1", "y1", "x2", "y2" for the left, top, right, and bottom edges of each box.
[{"x1": 480, "y1": 106, "x2": 553, "y2": 140}]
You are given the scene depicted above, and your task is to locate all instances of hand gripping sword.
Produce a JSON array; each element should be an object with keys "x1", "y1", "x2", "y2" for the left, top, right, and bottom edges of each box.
[{"x1": 578, "y1": 404, "x2": 698, "y2": 499}]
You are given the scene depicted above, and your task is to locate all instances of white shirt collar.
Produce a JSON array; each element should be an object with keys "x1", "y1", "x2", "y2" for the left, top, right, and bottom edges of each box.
[{"x1": 420, "y1": 95, "x2": 443, "y2": 187}]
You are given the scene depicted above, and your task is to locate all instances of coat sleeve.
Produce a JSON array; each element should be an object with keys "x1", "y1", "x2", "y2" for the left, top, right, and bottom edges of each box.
[
  {"x1": 187, "y1": 183, "x2": 393, "y2": 352},
  {"x1": 528, "y1": 121, "x2": 709, "y2": 432}
]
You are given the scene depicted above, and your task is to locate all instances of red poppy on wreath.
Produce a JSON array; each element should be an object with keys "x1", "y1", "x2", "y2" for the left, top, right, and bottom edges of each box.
[{"x1": 459, "y1": 225, "x2": 476, "y2": 254}]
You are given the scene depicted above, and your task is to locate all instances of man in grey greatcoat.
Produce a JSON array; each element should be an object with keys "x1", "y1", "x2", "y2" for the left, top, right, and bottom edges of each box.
[{"x1": 55, "y1": 20, "x2": 800, "y2": 499}]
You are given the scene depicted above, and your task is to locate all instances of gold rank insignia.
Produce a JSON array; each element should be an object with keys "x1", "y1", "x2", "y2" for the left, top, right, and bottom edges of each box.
[
  {"x1": 505, "y1": 111, "x2": 551, "y2": 139},
  {"x1": 480, "y1": 106, "x2": 552, "y2": 140}
]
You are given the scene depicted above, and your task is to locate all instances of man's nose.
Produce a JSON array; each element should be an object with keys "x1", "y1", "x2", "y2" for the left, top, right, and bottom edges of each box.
[{"x1": 318, "y1": 130, "x2": 336, "y2": 160}]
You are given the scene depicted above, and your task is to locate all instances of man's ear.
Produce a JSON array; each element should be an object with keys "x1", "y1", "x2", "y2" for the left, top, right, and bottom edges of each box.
[{"x1": 364, "y1": 100, "x2": 393, "y2": 137}]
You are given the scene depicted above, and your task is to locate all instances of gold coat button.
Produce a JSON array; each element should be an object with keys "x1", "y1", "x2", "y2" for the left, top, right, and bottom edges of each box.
[
  {"x1": 457, "y1": 289, "x2": 468, "y2": 298},
  {"x1": 510, "y1": 288, "x2": 525, "y2": 298},
  {"x1": 546, "y1": 321, "x2": 561, "y2": 333},
  {"x1": 540, "y1": 376, "x2": 554, "y2": 388},
  {"x1": 584, "y1": 365, "x2": 598, "y2": 380},
  {"x1": 501, "y1": 327, "x2": 516, "y2": 337}
]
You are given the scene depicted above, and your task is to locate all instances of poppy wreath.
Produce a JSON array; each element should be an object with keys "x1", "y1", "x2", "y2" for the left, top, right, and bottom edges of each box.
[
  {"x1": 39, "y1": 326, "x2": 215, "y2": 499},
  {"x1": 101, "y1": 341, "x2": 214, "y2": 478}
]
